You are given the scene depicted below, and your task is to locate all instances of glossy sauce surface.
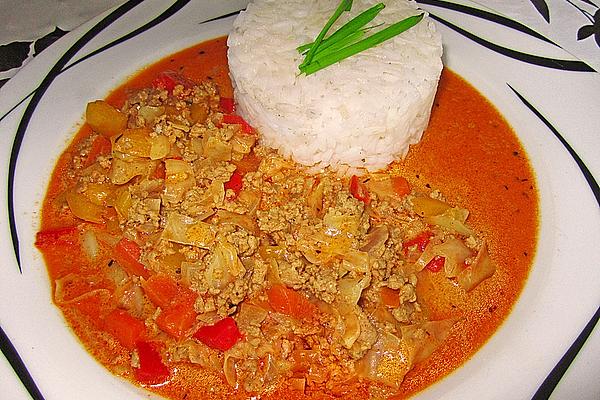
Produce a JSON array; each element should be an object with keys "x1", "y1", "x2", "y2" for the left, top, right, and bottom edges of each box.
[{"x1": 39, "y1": 37, "x2": 538, "y2": 399}]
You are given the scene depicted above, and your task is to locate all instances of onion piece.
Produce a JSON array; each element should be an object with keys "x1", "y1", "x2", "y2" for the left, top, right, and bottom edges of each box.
[
  {"x1": 360, "y1": 225, "x2": 389, "y2": 255},
  {"x1": 215, "y1": 210, "x2": 258, "y2": 235},
  {"x1": 411, "y1": 196, "x2": 451, "y2": 217},
  {"x1": 399, "y1": 318, "x2": 458, "y2": 365},
  {"x1": 205, "y1": 242, "x2": 246, "y2": 289},
  {"x1": 65, "y1": 189, "x2": 104, "y2": 223},
  {"x1": 203, "y1": 136, "x2": 232, "y2": 162},
  {"x1": 162, "y1": 212, "x2": 216, "y2": 248},
  {"x1": 355, "y1": 331, "x2": 410, "y2": 388},
  {"x1": 164, "y1": 159, "x2": 195, "y2": 203},
  {"x1": 414, "y1": 237, "x2": 471, "y2": 276},
  {"x1": 81, "y1": 229, "x2": 100, "y2": 260},
  {"x1": 109, "y1": 158, "x2": 157, "y2": 185},
  {"x1": 457, "y1": 241, "x2": 495, "y2": 291},
  {"x1": 424, "y1": 207, "x2": 474, "y2": 236}
]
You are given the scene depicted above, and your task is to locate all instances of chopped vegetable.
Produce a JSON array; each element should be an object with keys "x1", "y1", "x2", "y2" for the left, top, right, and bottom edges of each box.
[
  {"x1": 134, "y1": 340, "x2": 170, "y2": 385},
  {"x1": 403, "y1": 231, "x2": 432, "y2": 253},
  {"x1": 142, "y1": 274, "x2": 181, "y2": 308},
  {"x1": 220, "y1": 97, "x2": 235, "y2": 113},
  {"x1": 224, "y1": 171, "x2": 244, "y2": 199},
  {"x1": 267, "y1": 284, "x2": 318, "y2": 321},
  {"x1": 222, "y1": 114, "x2": 254, "y2": 134},
  {"x1": 300, "y1": 0, "x2": 354, "y2": 69},
  {"x1": 193, "y1": 317, "x2": 243, "y2": 351},
  {"x1": 113, "y1": 238, "x2": 150, "y2": 279},
  {"x1": 349, "y1": 175, "x2": 371, "y2": 205},
  {"x1": 85, "y1": 100, "x2": 127, "y2": 137},
  {"x1": 380, "y1": 287, "x2": 400, "y2": 307},
  {"x1": 391, "y1": 176, "x2": 411, "y2": 196},
  {"x1": 65, "y1": 189, "x2": 105, "y2": 223},
  {"x1": 104, "y1": 309, "x2": 146, "y2": 349},
  {"x1": 152, "y1": 73, "x2": 177, "y2": 92},
  {"x1": 156, "y1": 299, "x2": 197, "y2": 339},
  {"x1": 298, "y1": 3, "x2": 383, "y2": 55},
  {"x1": 425, "y1": 255, "x2": 445, "y2": 272},
  {"x1": 35, "y1": 226, "x2": 78, "y2": 249},
  {"x1": 85, "y1": 135, "x2": 112, "y2": 167}
]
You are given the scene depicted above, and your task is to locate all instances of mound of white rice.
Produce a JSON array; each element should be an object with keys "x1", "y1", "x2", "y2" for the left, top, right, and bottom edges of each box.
[{"x1": 227, "y1": 0, "x2": 443, "y2": 172}]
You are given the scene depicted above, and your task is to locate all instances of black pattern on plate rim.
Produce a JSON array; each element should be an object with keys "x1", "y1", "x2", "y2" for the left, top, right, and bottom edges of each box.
[
  {"x1": 3, "y1": 1, "x2": 598, "y2": 399},
  {"x1": 418, "y1": 0, "x2": 595, "y2": 71},
  {"x1": 508, "y1": 84, "x2": 600, "y2": 399}
]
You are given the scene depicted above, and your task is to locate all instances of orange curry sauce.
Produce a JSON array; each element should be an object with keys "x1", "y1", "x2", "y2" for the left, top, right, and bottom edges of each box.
[{"x1": 38, "y1": 37, "x2": 538, "y2": 399}]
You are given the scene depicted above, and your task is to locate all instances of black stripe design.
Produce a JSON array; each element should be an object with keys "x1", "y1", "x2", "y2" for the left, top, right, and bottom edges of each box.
[
  {"x1": 529, "y1": 0, "x2": 551, "y2": 23},
  {"x1": 0, "y1": 326, "x2": 45, "y2": 400},
  {"x1": 419, "y1": 0, "x2": 554, "y2": 43},
  {"x1": 418, "y1": 0, "x2": 595, "y2": 72},
  {"x1": 508, "y1": 85, "x2": 600, "y2": 206},
  {"x1": 508, "y1": 84, "x2": 600, "y2": 399},
  {"x1": 532, "y1": 306, "x2": 600, "y2": 399}
]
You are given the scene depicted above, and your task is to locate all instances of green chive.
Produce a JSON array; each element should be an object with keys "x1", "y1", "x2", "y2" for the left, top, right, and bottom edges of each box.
[
  {"x1": 300, "y1": 13, "x2": 424, "y2": 75},
  {"x1": 297, "y1": 3, "x2": 385, "y2": 55},
  {"x1": 300, "y1": 0, "x2": 353, "y2": 69}
]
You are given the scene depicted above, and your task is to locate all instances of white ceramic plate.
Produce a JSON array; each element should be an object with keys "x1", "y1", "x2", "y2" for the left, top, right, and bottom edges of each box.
[{"x1": 0, "y1": 1, "x2": 598, "y2": 399}]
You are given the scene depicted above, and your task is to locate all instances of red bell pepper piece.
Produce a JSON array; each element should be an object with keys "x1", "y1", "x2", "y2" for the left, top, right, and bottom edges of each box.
[
  {"x1": 152, "y1": 72, "x2": 177, "y2": 93},
  {"x1": 222, "y1": 114, "x2": 254, "y2": 134},
  {"x1": 224, "y1": 171, "x2": 243, "y2": 199},
  {"x1": 404, "y1": 231, "x2": 433, "y2": 253},
  {"x1": 134, "y1": 340, "x2": 170, "y2": 385},
  {"x1": 85, "y1": 135, "x2": 112, "y2": 167},
  {"x1": 114, "y1": 238, "x2": 150, "y2": 279},
  {"x1": 35, "y1": 226, "x2": 79, "y2": 249},
  {"x1": 193, "y1": 317, "x2": 243, "y2": 351},
  {"x1": 104, "y1": 309, "x2": 146, "y2": 349},
  {"x1": 425, "y1": 255, "x2": 445, "y2": 272},
  {"x1": 220, "y1": 97, "x2": 235, "y2": 114},
  {"x1": 349, "y1": 175, "x2": 371, "y2": 205}
]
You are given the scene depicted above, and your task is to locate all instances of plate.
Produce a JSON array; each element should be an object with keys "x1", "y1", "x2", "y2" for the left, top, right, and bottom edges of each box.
[{"x1": 0, "y1": 1, "x2": 598, "y2": 399}]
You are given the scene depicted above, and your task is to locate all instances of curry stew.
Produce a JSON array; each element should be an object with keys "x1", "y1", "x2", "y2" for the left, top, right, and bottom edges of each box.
[{"x1": 36, "y1": 37, "x2": 538, "y2": 399}]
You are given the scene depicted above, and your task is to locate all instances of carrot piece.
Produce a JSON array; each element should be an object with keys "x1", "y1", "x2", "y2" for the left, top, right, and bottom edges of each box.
[
  {"x1": 156, "y1": 300, "x2": 197, "y2": 339},
  {"x1": 380, "y1": 287, "x2": 400, "y2": 308},
  {"x1": 267, "y1": 284, "x2": 318, "y2": 321},
  {"x1": 114, "y1": 238, "x2": 150, "y2": 279},
  {"x1": 85, "y1": 135, "x2": 112, "y2": 167},
  {"x1": 234, "y1": 152, "x2": 262, "y2": 174},
  {"x1": 391, "y1": 176, "x2": 411, "y2": 196},
  {"x1": 104, "y1": 309, "x2": 146, "y2": 349},
  {"x1": 150, "y1": 161, "x2": 166, "y2": 180},
  {"x1": 142, "y1": 274, "x2": 180, "y2": 308}
]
